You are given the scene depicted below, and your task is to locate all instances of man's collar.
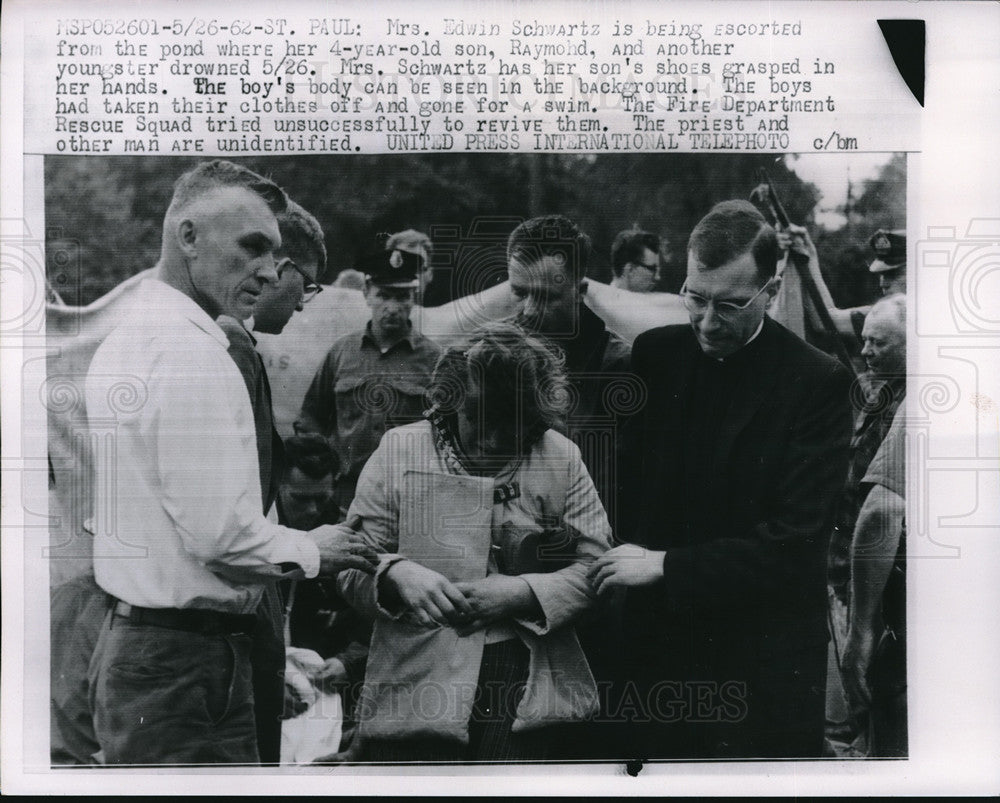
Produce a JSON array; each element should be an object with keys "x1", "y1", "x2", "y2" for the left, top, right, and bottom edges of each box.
[
  {"x1": 745, "y1": 318, "x2": 766, "y2": 347},
  {"x1": 217, "y1": 314, "x2": 257, "y2": 346},
  {"x1": 702, "y1": 317, "x2": 768, "y2": 364},
  {"x1": 361, "y1": 320, "x2": 417, "y2": 352},
  {"x1": 143, "y1": 279, "x2": 230, "y2": 349}
]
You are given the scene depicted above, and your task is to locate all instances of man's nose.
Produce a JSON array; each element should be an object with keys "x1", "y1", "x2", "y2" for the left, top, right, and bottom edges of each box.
[
  {"x1": 257, "y1": 255, "x2": 279, "y2": 284},
  {"x1": 522, "y1": 296, "x2": 544, "y2": 320},
  {"x1": 697, "y1": 303, "x2": 725, "y2": 330}
]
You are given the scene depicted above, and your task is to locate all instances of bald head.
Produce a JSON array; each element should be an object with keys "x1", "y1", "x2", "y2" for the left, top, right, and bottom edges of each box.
[{"x1": 861, "y1": 294, "x2": 906, "y2": 378}]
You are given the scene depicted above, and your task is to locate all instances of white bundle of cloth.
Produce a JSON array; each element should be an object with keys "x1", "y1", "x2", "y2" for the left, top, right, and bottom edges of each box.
[{"x1": 279, "y1": 647, "x2": 343, "y2": 765}]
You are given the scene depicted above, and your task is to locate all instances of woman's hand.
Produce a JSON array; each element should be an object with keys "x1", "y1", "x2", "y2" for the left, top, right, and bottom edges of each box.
[
  {"x1": 452, "y1": 575, "x2": 538, "y2": 635},
  {"x1": 383, "y1": 560, "x2": 473, "y2": 628}
]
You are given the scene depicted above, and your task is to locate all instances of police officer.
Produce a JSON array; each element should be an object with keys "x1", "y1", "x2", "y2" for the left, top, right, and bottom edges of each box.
[
  {"x1": 868, "y1": 229, "x2": 906, "y2": 296},
  {"x1": 296, "y1": 240, "x2": 442, "y2": 515}
]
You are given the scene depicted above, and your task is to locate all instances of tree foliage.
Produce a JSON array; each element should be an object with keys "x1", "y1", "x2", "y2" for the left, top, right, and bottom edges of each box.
[{"x1": 45, "y1": 153, "x2": 901, "y2": 307}]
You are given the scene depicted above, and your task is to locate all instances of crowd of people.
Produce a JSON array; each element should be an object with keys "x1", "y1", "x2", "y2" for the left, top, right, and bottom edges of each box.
[{"x1": 50, "y1": 159, "x2": 908, "y2": 765}]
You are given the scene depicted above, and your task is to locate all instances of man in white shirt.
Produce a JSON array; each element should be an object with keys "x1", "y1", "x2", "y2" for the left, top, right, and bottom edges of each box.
[{"x1": 85, "y1": 160, "x2": 376, "y2": 765}]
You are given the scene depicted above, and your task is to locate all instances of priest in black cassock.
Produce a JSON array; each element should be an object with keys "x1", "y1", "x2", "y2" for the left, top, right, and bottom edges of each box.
[{"x1": 590, "y1": 200, "x2": 853, "y2": 759}]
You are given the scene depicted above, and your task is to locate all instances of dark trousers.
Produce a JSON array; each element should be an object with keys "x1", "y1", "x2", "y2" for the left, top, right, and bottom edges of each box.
[
  {"x1": 50, "y1": 574, "x2": 108, "y2": 765},
  {"x1": 250, "y1": 582, "x2": 286, "y2": 764},
  {"x1": 363, "y1": 639, "x2": 552, "y2": 763},
  {"x1": 89, "y1": 612, "x2": 259, "y2": 765},
  {"x1": 626, "y1": 643, "x2": 829, "y2": 760}
]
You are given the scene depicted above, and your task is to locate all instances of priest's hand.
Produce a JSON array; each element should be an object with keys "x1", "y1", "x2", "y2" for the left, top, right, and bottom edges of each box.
[{"x1": 587, "y1": 544, "x2": 665, "y2": 596}]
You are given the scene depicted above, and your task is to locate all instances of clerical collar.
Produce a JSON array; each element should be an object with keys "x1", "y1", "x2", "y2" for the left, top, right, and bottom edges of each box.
[{"x1": 712, "y1": 319, "x2": 765, "y2": 363}]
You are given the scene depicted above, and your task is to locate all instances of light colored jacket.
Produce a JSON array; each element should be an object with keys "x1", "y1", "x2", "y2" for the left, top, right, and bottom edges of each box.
[{"x1": 338, "y1": 421, "x2": 612, "y2": 741}]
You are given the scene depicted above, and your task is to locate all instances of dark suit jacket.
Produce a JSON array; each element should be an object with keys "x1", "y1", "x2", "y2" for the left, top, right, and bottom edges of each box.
[
  {"x1": 559, "y1": 304, "x2": 632, "y2": 517},
  {"x1": 219, "y1": 317, "x2": 285, "y2": 513},
  {"x1": 619, "y1": 317, "x2": 852, "y2": 758},
  {"x1": 219, "y1": 316, "x2": 287, "y2": 764}
]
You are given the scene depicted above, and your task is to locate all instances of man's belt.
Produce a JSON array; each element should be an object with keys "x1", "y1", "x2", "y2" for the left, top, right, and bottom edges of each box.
[{"x1": 112, "y1": 600, "x2": 256, "y2": 636}]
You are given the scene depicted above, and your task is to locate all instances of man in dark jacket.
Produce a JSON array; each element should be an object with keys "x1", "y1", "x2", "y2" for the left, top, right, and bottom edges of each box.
[
  {"x1": 590, "y1": 200, "x2": 853, "y2": 759},
  {"x1": 218, "y1": 199, "x2": 327, "y2": 764},
  {"x1": 506, "y1": 215, "x2": 632, "y2": 756},
  {"x1": 506, "y1": 215, "x2": 632, "y2": 517}
]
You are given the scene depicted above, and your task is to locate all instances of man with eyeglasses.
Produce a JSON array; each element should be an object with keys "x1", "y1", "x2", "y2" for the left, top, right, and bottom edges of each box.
[
  {"x1": 217, "y1": 198, "x2": 330, "y2": 764},
  {"x1": 590, "y1": 200, "x2": 853, "y2": 759},
  {"x1": 610, "y1": 228, "x2": 662, "y2": 293},
  {"x1": 296, "y1": 237, "x2": 442, "y2": 516},
  {"x1": 252, "y1": 206, "x2": 325, "y2": 337}
]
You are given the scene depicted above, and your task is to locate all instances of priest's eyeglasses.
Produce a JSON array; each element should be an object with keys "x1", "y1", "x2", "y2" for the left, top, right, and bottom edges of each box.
[{"x1": 679, "y1": 280, "x2": 770, "y2": 322}]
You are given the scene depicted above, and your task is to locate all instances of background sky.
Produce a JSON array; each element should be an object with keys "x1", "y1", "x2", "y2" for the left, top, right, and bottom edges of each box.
[{"x1": 786, "y1": 152, "x2": 897, "y2": 228}]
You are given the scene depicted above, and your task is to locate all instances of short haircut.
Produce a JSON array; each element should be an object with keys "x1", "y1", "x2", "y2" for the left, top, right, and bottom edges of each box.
[
  {"x1": 507, "y1": 215, "x2": 592, "y2": 280},
  {"x1": 687, "y1": 200, "x2": 778, "y2": 284},
  {"x1": 385, "y1": 229, "x2": 433, "y2": 264},
  {"x1": 611, "y1": 229, "x2": 660, "y2": 277},
  {"x1": 167, "y1": 160, "x2": 287, "y2": 217},
  {"x1": 427, "y1": 322, "x2": 570, "y2": 454},
  {"x1": 283, "y1": 434, "x2": 338, "y2": 480},
  {"x1": 278, "y1": 200, "x2": 327, "y2": 277}
]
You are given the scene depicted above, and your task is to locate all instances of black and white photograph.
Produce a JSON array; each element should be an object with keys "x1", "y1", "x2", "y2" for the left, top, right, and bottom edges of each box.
[
  {"x1": 2, "y1": 0, "x2": 999, "y2": 796},
  {"x1": 43, "y1": 151, "x2": 905, "y2": 766}
]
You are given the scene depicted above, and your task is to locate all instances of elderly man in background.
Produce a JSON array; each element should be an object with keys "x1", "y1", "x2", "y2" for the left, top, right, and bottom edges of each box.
[
  {"x1": 216, "y1": 199, "x2": 328, "y2": 764},
  {"x1": 828, "y1": 294, "x2": 906, "y2": 607},
  {"x1": 826, "y1": 294, "x2": 906, "y2": 753},
  {"x1": 85, "y1": 160, "x2": 376, "y2": 765}
]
